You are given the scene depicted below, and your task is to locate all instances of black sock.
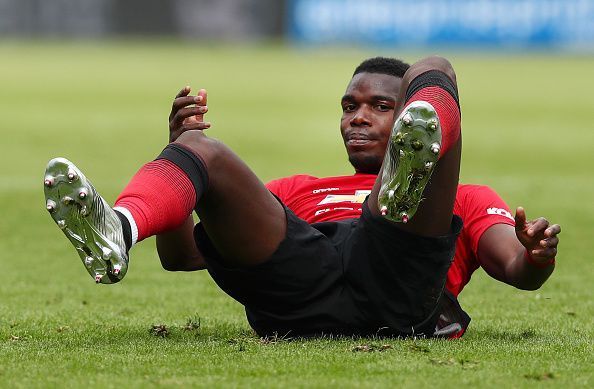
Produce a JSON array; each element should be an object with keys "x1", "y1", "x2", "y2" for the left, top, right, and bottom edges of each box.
[
  {"x1": 405, "y1": 69, "x2": 460, "y2": 110},
  {"x1": 114, "y1": 209, "x2": 132, "y2": 252},
  {"x1": 155, "y1": 143, "x2": 209, "y2": 209}
]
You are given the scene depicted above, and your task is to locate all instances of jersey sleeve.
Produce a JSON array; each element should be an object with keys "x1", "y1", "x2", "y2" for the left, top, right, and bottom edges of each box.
[{"x1": 459, "y1": 185, "x2": 516, "y2": 257}]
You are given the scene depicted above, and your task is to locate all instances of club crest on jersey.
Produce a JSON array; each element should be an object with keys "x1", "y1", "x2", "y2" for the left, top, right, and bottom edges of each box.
[{"x1": 318, "y1": 190, "x2": 371, "y2": 205}]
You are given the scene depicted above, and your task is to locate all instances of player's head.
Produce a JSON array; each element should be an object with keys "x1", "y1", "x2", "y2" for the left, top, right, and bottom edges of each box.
[
  {"x1": 341, "y1": 57, "x2": 410, "y2": 174},
  {"x1": 352, "y1": 57, "x2": 410, "y2": 79}
]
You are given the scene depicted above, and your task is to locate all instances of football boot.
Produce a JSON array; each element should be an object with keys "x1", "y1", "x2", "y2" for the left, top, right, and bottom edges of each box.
[
  {"x1": 378, "y1": 101, "x2": 441, "y2": 223},
  {"x1": 44, "y1": 158, "x2": 128, "y2": 284}
]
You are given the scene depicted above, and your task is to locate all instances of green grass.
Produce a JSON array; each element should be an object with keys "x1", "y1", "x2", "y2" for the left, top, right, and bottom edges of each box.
[{"x1": 0, "y1": 41, "x2": 593, "y2": 387}]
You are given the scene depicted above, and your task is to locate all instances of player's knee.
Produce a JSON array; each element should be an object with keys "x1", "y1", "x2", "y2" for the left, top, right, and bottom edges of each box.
[
  {"x1": 176, "y1": 129, "x2": 209, "y2": 148},
  {"x1": 175, "y1": 130, "x2": 226, "y2": 165},
  {"x1": 406, "y1": 56, "x2": 457, "y2": 85},
  {"x1": 427, "y1": 56, "x2": 456, "y2": 83}
]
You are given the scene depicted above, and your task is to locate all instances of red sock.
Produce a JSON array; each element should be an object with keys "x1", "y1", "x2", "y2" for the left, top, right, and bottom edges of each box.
[
  {"x1": 114, "y1": 159, "x2": 196, "y2": 242},
  {"x1": 406, "y1": 86, "x2": 461, "y2": 157}
]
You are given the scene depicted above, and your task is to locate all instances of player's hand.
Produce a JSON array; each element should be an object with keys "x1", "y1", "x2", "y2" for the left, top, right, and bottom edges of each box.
[
  {"x1": 514, "y1": 206, "x2": 560, "y2": 264},
  {"x1": 168, "y1": 86, "x2": 210, "y2": 143}
]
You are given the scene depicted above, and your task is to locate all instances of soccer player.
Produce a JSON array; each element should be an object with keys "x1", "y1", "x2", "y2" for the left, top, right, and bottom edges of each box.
[
  {"x1": 161, "y1": 57, "x2": 560, "y2": 337},
  {"x1": 42, "y1": 56, "x2": 552, "y2": 338}
]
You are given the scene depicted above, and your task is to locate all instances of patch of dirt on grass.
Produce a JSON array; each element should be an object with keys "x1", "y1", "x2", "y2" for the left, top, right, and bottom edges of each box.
[
  {"x1": 150, "y1": 324, "x2": 169, "y2": 338},
  {"x1": 351, "y1": 344, "x2": 392, "y2": 352},
  {"x1": 524, "y1": 372, "x2": 555, "y2": 381}
]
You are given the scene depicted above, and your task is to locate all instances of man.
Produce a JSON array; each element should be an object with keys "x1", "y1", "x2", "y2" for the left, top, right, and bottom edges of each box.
[
  {"x1": 45, "y1": 56, "x2": 462, "y2": 337},
  {"x1": 158, "y1": 57, "x2": 560, "y2": 336},
  {"x1": 43, "y1": 56, "x2": 554, "y2": 338}
]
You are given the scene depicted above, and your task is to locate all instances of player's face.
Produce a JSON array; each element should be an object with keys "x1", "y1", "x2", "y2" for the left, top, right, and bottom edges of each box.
[{"x1": 340, "y1": 72, "x2": 402, "y2": 174}]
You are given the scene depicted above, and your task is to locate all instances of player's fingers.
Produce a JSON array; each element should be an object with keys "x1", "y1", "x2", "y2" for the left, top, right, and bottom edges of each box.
[
  {"x1": 183, "y1": 122, "x2": 211, "y2": 131},
  {"x1": 172, "y1": 96, "x2": 202, "y2": 110},
  {"x1": 545, "y1": 224, "x2": 561, "y2": 237},
  {"x1": 172, "y1": 106, "x2": 208, "y2": 126},
  {"x1": 539, "y1": 236, "x2": 559, "y2": 248},
  {"x1": 531, "y1": 247, "x2": 557, "y2": 260},
  {"x1": 197, "y1": 89, "x2": 207, "y2": 106},
  {"x1": 170, "y1": 96, "x2": 203, "y2": 120},
  {"x1": 514, "y1": 207, "x2": 527, "y2": 231},
  {"x1": 175, "y1": 86, "x2": 191, "y2": 99},
  {"x1": 527, "y1": 217, "x2": 549, "y2": 237}
]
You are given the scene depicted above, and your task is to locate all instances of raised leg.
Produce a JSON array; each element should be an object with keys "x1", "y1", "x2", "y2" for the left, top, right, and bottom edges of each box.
[
  {"x1": 369, "y1": 56, "x2": 461, "y2": 237},
  {"x1": 44, "y1": 130, "x2": 289, "y2": 285}
]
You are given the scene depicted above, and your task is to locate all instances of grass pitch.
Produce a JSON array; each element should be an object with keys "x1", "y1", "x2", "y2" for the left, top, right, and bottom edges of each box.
[{"x1": 0, "y1": 41, "x2": 593, "y2": 387}]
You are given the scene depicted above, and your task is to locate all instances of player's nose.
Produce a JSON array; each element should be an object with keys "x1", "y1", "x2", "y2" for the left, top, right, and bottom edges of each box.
[{"x1": 350, "y1": 108, "x2": 371, "y2": 127}]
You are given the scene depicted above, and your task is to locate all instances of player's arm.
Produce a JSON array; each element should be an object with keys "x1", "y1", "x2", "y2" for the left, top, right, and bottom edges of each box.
[
  {"x1": 477, "y1": 207, "x2": 560, "y2": 290},
  {"x1": 155, "y1": 86, "x2": 212, "y2": 271}
]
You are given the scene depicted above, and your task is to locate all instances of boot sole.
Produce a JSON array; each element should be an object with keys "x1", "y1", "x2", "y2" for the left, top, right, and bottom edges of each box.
[
  {"x1": 378, "y1": 101, "x2": 442, "y2": 223},
  {"x1": 44, "y1": 158, "x2": 126, "y2": 284}
]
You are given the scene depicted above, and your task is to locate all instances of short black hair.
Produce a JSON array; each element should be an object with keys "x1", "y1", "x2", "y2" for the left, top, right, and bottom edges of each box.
[{"x1": 353, "y1": 57, "x2": 410, "y2": 78}]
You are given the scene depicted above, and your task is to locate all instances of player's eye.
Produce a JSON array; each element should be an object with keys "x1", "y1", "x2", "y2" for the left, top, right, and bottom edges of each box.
[
  {"x1": 342, "y1": 104, "x2": 356, "y2": 112},
  {"x1": 376, "y1": 104, "x2": 392, "y2": 112}
]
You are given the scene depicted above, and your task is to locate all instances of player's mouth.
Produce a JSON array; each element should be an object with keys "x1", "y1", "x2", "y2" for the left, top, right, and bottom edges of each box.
[{"x1": 345, "y1": 132, "x2": 376, "y2": 148}]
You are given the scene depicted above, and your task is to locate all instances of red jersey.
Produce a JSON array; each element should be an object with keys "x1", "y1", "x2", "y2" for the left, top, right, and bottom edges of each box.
[{"x1": 266, "y1": 174, "x2": 516, "y2": 297}]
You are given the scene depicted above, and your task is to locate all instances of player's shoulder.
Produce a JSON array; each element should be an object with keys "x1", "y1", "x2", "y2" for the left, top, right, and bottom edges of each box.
[
  {"x1": 455, "y1": 184, "x2": 508, "y2": 214},
  {"x1": 456, "y1": 183, "x2": 513, "y2": 220},
  {"x1": 456, "y1": 183, "x2": 515, "y2": 234},
  {"x1": 457, "y1": 183, "x2": 500, "y2": 199}
]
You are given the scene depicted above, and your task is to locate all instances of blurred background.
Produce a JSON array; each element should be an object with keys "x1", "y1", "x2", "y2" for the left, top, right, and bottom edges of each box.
[
  {"x1": 1, "y1": 1, "x2": 593, "y2": 385},
  {"x1": 1, "y1": 1, "x2": 593, "y2": 294},
  {"x1": 2, "y1": 0, "x2": 593, "y2": 298},
  {"x1": 1, "y1": 0, "x2": 594, "y2": 48}
]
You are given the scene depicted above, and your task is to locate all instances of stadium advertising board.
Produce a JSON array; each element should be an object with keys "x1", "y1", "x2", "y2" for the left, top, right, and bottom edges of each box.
[{"x1": 287, "y1": 0, "x2": 594, "y2": 48}]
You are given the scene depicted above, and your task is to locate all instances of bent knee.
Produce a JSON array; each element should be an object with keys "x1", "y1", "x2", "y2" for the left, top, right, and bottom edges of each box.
[
  {"x1": 175, "y1": 130, "x2": 229, "y2": 166},
  {"x1": 406, "y1": 56, "x2": 457, "y2": 85},
  {"x1": 175, "y1": 129, "x2": 217, "y2": 150},
  {"x1": 423, "y1": 56, "x2": 456, "y2": 82}
]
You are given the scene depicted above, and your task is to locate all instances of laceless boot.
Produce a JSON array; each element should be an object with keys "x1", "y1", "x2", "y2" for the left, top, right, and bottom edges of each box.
[
  {"x1": 44, "y1": 158, "x2": 128, "y2": 284},
  {"x1": 378, "y1": 101, "x2": 442, "y2": 223}
]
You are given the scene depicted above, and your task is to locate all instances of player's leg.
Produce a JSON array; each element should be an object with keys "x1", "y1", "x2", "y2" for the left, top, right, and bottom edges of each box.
[
  {"x1": 344, "y1": 57, "x2": 462, "y2": 335},
  {"x1": 45, "y1": 156, "x2": 202, "y2": 283},
  {"x1": 45, "y1": 131, "x2": 288, "y2": 282},
  {"x1": 172, "y1": 130, "x2": 287, "y2": 267},
  {"x1": 370, "y1": 56, "x2": 461, "y2": 237}
]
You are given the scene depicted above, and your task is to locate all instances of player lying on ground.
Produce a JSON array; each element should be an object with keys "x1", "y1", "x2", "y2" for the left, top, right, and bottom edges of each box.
[
  {"x1": 158, "y1": 57, "x2": 561, "y2": 337},
  {"x1": 43, "y1": 56, "x2": 554, "y2": 337}
]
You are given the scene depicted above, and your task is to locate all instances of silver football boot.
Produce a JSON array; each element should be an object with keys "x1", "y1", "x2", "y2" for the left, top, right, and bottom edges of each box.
[
  {"x1": 378, "y1": 101, "x2": 442, "y2": 223},
  {"x1": 44, "y1": 158, "x2": 128, "y2": 284}
]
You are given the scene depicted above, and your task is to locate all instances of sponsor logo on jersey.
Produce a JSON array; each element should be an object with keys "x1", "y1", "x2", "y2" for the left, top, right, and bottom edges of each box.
[
  {"x1": 312, "y1": 187, "x2": 340, "y2": 194},
  {"x1": 486, "y1": 207, "x2": 514, "y2": 221},
  {"x1": 317, "y1": 190, "x2": 371, "y2": 205},
  {"x1": 315, "y1": 207, "x2": 359, "y2": 216}
]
